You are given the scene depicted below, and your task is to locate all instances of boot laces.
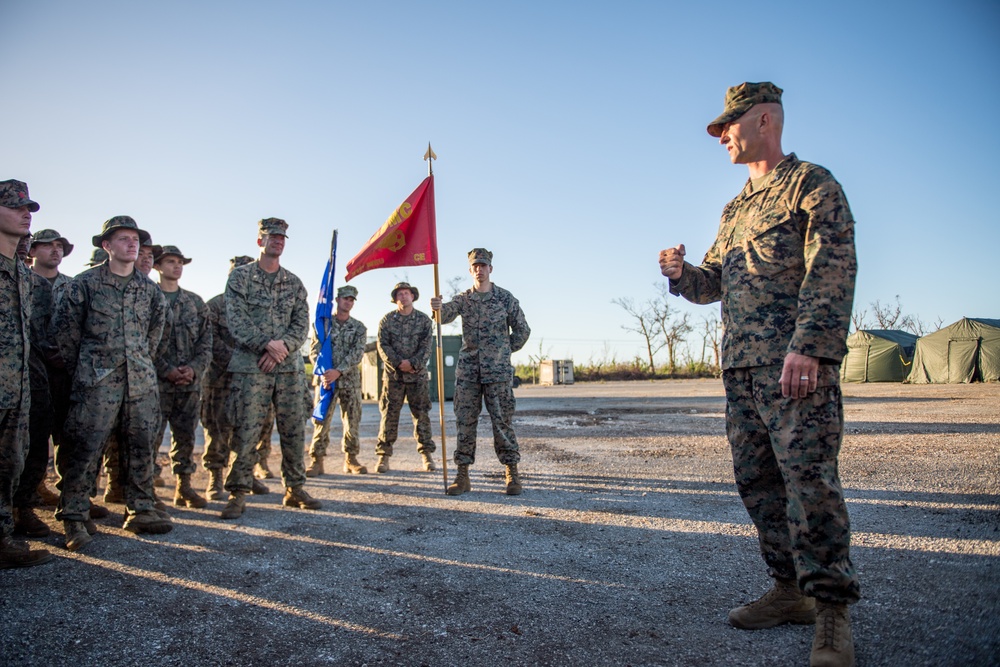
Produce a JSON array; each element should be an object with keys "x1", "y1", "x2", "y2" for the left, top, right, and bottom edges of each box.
[{"x1": 817, "y1": 607, "x2": 840, "y2": 649}]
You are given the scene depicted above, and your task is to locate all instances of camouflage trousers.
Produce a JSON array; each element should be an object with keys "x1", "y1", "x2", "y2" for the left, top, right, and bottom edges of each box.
[
  {"x1": 226, "y1": 372, "x2": 306, "y2": 493},
  {"x1": 310, "y1": 383, "x2": 362, "y2": 457},
  {"x1": 158, "y1": 389, "x2": 201, "y2": 476},
  {"x1": 0, "y1": 405, "x2": 29, "y2": 539},
  {"x1": 723, "y1": 364, "x2": 860, "y2": 605},
  {"x1": 201, "y1": 381, "x2": 273, "y2": 470},
  {"x1": 376, "y1": 378, "x2": 435, "y2": 457},
  {"x1": 13, "y1": 388, "x2": 52, "y2": 508},
  {"x1": 256, "y1": 374, "x2": 310, "y2": 461},
  {"x1": 453, "y1": 379, "x2": 519, "y2": 466},
  {"x1": 56, "y1": 367, "x2": 158, "y2": 522}
]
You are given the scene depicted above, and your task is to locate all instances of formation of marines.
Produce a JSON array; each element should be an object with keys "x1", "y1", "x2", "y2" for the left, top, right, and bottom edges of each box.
[
  {"x1": 2, "y1": 79, "x2": 856, "y2": 667},
  {"x1": 0, "y1": 192, "x2": 530, "y2": 563}
]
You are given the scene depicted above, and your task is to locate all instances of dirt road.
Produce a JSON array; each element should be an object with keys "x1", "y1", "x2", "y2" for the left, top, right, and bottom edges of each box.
[{"x1": 2, "y1": 380, "x2": 998, "y2": 666}]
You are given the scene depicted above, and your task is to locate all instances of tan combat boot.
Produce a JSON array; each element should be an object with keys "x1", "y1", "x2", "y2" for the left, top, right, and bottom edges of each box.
[
  {"x1": 283, "y1": 486, "x2": 322, "y2": 510},
  {"x1": 810, "y1": 602, "x2": 855, "y2": 667},
  {"x1": 504, "y1": 464, "x2": 523, "y2": 496},
  {"x1": 174, "y1": 473, "x2": 208, "y2": 508},
  {"x1": 123, "y1": 510, "x2": 173, "y2": 534},
  {"x1": 343, "y1": 453, "x2": 368, "y2": 475},
  {"x1": 251, "y1": 478, "x2": 270, "y2": 495},
  {"x1": 206, "y1": 469, "x2": 225, "y2": 501},
  {"x1": 305, "y1": 455, "x2": 324, "y2": 478},
  {"x1": 103, "y1": 477, "x2": 124, "y2": 504},
  {"x1": 1, "y1": 535, "x2": 53, "y2": 568},
  {"x1": 220, "y1": 492, "x2": 246, "y2": 520},
  {"x1": 13, "y1": 508, "x2": 50, "y2": 538},
  {"x1": 36, "y1": 481, "x2": 60, "y2": 507},
  {"x1": 728, "y1": 578, "x2": 817, "y2": 629},
  {"x1": 375, "y1": 455, "x2": 390, "y2": 474},
  {"x1": 88, "y1": 501, "x2": 110, "y2": 519},
  {"x1": 153, "y1": 469, "x2": 166, "y2": 487},
  {"x1": 446, "y1": 464, "x2": 471, "y2": 496},
  {"x1": 63, "y1": 521, "x2": 92, "y2": 552},
  {"x1": 254, "y1": 458, "x2": 273, "y2": 479},
  {"x1": 420, "y1": 452, "x2": 436, "y2": 472}
]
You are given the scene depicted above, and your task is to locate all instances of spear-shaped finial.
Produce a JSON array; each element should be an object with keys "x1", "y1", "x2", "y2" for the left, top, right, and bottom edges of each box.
[{"x1": 424, "y1": 142, "x2": 437, "y2": 176}]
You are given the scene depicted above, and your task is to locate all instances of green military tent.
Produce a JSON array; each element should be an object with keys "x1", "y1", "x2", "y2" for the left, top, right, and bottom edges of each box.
[
  {"x1": 907, "y1": 317, "x2": 1000, "y2": 384},
  {"x1": 841, "y1": 329, "x2": 918, "y2": 382}
]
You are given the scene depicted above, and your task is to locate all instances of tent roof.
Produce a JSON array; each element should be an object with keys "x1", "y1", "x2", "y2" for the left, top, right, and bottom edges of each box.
[
  {"x1": 853, "y1": 329, "x2": 919, "y2": 346},
  {"x1": 967, "y1": 318, "x2": 1000, "y2": 329}
]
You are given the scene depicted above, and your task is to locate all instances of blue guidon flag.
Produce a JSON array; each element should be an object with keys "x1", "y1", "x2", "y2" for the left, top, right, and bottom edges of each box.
[{"x1": 312, "y1": 230, "x2": 338, "y2": 422}]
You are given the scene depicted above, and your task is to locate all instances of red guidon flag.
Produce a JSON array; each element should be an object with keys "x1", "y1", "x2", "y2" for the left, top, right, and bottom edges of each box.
[{"x1": 344, "y1": 175, "x2": 438, "y2": 281}]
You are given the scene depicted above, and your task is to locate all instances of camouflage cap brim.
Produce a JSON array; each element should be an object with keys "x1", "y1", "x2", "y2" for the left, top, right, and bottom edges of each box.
[{"x1": 92, "y1": 227, "x2": 152, "y2": 248}]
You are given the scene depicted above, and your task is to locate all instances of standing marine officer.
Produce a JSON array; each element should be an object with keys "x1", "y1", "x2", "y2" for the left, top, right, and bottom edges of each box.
[
  {"x1": 306, "y1": 285, "x2": 368, "y2": 477},
  {"x1": 374, "y1": 282, "x2": 436, "y2": 473},
  {"x1": 51, "y1": 215, "x2": 171, "y2": 550},
  {"x1": 221, "y1": 217, "x2": 320, "y2": 519},
  {"x1": 0, "y1": 180, "x2": 52, "y2": 568},
  {"x1": 153, "y1": 245, "x2": 212, "y2": 509},
  {"x1": 430, "y1": 248, "x2": 530, "y2": 496},
  {"x1": 659, "y1": 82, "x2": 859, "y2": 667},
  {"x1": 28, "y1": 229, "x2": 73, "y2": 295}
]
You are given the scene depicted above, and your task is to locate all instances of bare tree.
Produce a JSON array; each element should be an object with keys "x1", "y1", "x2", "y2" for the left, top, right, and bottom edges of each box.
[
  {"x1": 851, "y1": 308, "x2": 869, "y2": 332},
  {"x1": 659, "y1": 310, "x2": 692, "y2": 375},
  {"x1": 871, "y1": 296, "x2": 909, "y2": 329},
  {"x1": 700, "y1": 314, "x2": 721, "y2": 372},
  {"x1": 612, "y1": 296, "x2": 665, "y2": 373}
]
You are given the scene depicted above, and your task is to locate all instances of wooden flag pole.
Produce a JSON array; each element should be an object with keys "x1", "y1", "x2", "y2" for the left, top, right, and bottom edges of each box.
[{"x1": 425, "y1": 143, "x2": 448, "y2": 493}]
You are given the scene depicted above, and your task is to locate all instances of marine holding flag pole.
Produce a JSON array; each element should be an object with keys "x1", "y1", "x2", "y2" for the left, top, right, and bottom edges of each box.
[
  {"x1": 312, "y1": 230, "x2": 338, "y2": 422},
  {"x1": 342, "y1": 143, "x2": 447, "y2": 492},
  {"x1": 424, "y1": 143, "x2": 451, "y2": 494}
]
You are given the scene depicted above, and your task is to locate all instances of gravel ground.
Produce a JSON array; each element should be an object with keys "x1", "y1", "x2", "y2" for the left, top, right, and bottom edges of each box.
[{"x1": 2, "y1": 379, "x2": 998, "y2": 666}]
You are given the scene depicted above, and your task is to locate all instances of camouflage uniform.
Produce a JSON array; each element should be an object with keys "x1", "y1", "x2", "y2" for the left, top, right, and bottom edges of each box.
[
  {"x1": 13, "y1": 272, "x2": 53, "y2": 509},
  {"x1": 51, "y1": 259, "x2": 166, "y2": 522},
  {"x1": 224, "y1": 259, "x2": 310, "y2": 494},
  {"x1": 668, "y1": 152, "x2": 860, "y2": 604},
  {"x1": 376, "y1": 306, "x2": 435, "y2": 457},
  {"x1": 438, "y1": 279, "x2": 530, "y2": 466},
  {"x1": 308, "y1": 315, "x2": 366, "y2": 457},
  {"x1": 155, "y1": 286, "x2": 212, "y2": 476},
  {"x1": 201, "y1": 289, "x2": 274, "y2": 471},
  {"x1": 0, "y1": 253, "x2": 32, "y2": 540}
]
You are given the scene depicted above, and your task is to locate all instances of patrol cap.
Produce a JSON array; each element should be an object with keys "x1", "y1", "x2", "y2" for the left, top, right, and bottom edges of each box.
[
  {"x1": 229, "y1": 255, "x2": 255, "y2": 270},
  {"x1": 86, "y1": 248, "x2": 109, "y2": 266},
  {"x1": 92, "y1": 215, "x2": 151, "y2": 248},
  {"x1": 707, "y1": 81, "x2": 783, "y2": 138},
  {"x1": 468, "y1": 248, "x2": 493, "y2": 266},
  {"x1": 258, "y1": 217, "x2": 289, "y2": 237},
  {"x1": 337, "y1": 285, "x2": 358, "y2": 299},
  {"x1": 154, "y1": 245, "x2": 192, "y2": 265},
  {"x1": 0, "y1": 179, "x2": 40, "y2": 212},
  {"x1": 30, "y1": 229, "x2": 74, "y2": 256},
  {"x1": 390, "y1": 281, "x2": 419, "y2": 302}
]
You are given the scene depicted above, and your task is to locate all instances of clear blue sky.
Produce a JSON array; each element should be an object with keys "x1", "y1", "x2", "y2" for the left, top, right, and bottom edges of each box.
[{"x1": 5, "y1": 1, "x2": 999, "y2": 366}]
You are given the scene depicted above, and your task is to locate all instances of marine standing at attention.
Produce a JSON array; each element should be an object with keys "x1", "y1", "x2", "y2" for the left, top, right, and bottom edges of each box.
[
  {"x1": 52, "y1": 216, "x2": 171, "y2": 550},
  {"x1": 430, "y1": 248, "x2": 530, "y2": 497},
  {"x1": 0, "y1": 180, "x2": 52, "y2": 568},
  {"x1": 152, "y1": 245, "x2": 212, "y2": 509},
  {"x1": 374, "y1": 282, "x2": 436, "y2": 473},
  {"x1": 659, "y1": 82, "x2": 859, "y2": 667},
  {"x1": 306, "y1": 285, "x2": 368, "y2": 477}
]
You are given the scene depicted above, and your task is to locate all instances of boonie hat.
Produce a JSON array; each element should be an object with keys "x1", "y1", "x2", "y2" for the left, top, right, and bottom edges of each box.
[
  {"x1": 707, "y1": 81, "x2": 783, "y2": 138},
  {"x1": 390, "y1": 281, "x2": 419, "y2": 302},
  {"x1": 86, "y1": 248, "x2": 109, "y2": 266},
  {"x1": 154, "y1": 245, "x2": 192, "y2": 265},
  {"x1": 92, "y1": 215, "x2": 151, "y2": 248},
  {"x1": 0, "y1": 179, "x2": 40, "y2": 212},
  {"x1": 30, "y1": 229, "x2": 74, "y2": 256},
  {"x1": 230, "y1": 255, "x2": 255, "y2": 270}
]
